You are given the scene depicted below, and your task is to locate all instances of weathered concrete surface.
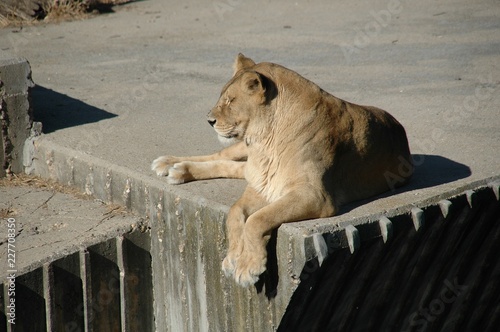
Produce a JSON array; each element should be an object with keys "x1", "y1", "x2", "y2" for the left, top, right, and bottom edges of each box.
[
  {"x1": 0, "y1": 0, "x2": 499, "y2": 330},
  {"x1": 0, "y1": 178, "x2": 147, "y2": 279},
  {"x1": 0, "y1": 55, "x2": 34, "y2": 177}
]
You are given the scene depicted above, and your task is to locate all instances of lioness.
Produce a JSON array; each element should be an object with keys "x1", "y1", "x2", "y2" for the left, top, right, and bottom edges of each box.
[{"x1": 152, "y1": 54, "x2": 413, "y2": 287}]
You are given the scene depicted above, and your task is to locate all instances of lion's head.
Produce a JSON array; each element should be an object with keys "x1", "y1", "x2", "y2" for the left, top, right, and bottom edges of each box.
[{"x1": 207, "y1": 54, "x2": 275, "y2": 145}]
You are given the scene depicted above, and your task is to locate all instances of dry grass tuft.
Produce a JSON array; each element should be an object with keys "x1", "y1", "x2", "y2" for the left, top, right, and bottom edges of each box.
[
  {"x1": 0, "y1": 173, "x2": 91, "y2": 200},
  {"x1": 0, "y1": 206, "x2": 16, "y2": 219},
  {"x1": 42, "y1": 0, "x2": 89, "y2": 23},
  {"x1": 0, "y1": 3, "x2": 36, "y2": 27},
  {"x1": 0, "y1": 0, "x2": 134, "y2": 27}
]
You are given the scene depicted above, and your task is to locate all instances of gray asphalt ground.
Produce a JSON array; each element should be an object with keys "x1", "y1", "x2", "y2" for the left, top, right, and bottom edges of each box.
[{"x1": 1, "y1": 0, "x2": 499, "y2": 265}]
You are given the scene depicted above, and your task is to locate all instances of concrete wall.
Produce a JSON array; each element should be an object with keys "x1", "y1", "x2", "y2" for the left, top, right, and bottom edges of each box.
[
  {"x1": 25, "y1": 137, "x2": 500, "y2": 331},
  {"x1": 0, "y1": 54, "x2": 34, "y2": 177}
]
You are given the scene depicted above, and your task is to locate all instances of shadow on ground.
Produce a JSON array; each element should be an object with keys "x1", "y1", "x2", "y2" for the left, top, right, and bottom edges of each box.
[
  {"x1": 340, "y1": 154, "x2": 472, "y2": 214},
  {"x1": 405, "y1": 154, "x2": 472, "y2": 191},
  {"x1": 32, "y1": 85, "x2": 117, "y2": 133}
]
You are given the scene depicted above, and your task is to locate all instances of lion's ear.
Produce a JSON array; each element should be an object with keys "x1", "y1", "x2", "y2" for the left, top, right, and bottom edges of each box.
[
  {"x1": 241, "y1": 71, "x2": 266, "y2": 103},
  {"x1": 233, "y1": 53, "x2": 256, "y2": 76}
]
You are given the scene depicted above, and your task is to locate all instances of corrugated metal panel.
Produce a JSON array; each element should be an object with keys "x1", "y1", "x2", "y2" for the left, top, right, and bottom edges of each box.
[{"x1": 278, "y1": 186, "x2": 500, "y2": 332}]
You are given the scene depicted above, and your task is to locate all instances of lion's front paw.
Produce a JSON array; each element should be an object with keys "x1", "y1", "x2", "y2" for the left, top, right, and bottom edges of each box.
[
  {"x1": 151, "y1": 156, "x2": 177, "y2": 177},
  {"x1": 222, "y1": 255, "x2": 237, "y2": 277},
  {"x1": 233, "y1": 250, "x2": 267, "y2": 287},
  {"x1": 222, "y1": 240, "x2": 244, "y2": 277},
  {"x1": 166, "y1": 162, "x2": 193, "y2": 184}
]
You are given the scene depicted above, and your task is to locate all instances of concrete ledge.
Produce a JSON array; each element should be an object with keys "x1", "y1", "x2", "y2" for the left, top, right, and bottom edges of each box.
[
  {"x1": 25, "y1": 135, "x2": 500, "y2": 331},
  {"x1": 0, "y1": 187, "x2": 146, "y2": 280},
  {"x1": 0, "y1": 54, "x2": 34, "y2": 177}
]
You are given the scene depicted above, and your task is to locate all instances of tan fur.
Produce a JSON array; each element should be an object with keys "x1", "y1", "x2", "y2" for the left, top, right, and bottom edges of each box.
[{"x1": 152, "y1": 54, "x2": 413, "y2": 286}]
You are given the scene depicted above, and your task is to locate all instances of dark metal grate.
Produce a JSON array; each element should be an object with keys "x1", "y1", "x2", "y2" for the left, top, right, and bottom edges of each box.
[
  {"x1": 278, "y1": 186, "x2": 500, "y2": 332},
  {"x1": 0, "y1": 232, "x2": 152, "y2": 332}
]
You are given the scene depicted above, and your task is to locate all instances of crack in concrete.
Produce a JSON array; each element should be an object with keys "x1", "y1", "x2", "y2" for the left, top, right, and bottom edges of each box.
[{"x1": 30, "y1": 190, "x2": 56, "y2": 214}]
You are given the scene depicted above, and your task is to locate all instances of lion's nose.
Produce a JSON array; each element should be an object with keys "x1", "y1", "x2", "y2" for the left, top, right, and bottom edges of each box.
[{"x1": 207, "y1": 110, "x2": 216, "y2": 127}]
